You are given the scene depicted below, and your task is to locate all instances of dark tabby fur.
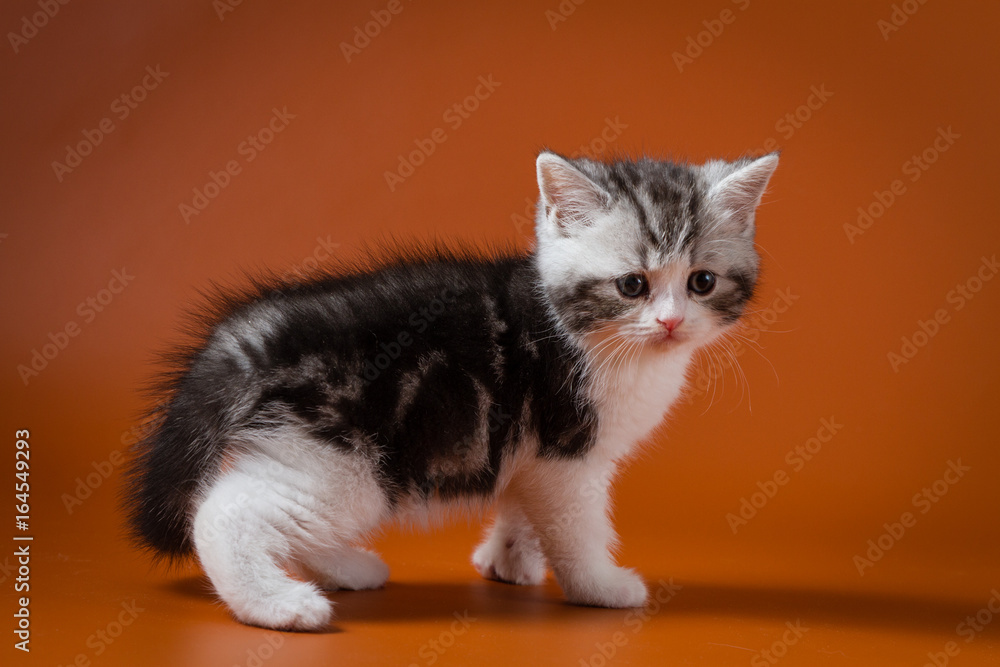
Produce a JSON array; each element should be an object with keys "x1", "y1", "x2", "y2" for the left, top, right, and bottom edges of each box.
[{"x1": 126, "y1": 251, "x2": 604, "y2": 558}]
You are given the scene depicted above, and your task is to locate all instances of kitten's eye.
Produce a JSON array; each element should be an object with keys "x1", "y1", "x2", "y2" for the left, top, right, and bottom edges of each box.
[
  {"x1": 688, "y1": 270, "x2": 716, "y2": 295},
  {"x1": 616, "y1": 273, "x2": 649, "y2": 298}
]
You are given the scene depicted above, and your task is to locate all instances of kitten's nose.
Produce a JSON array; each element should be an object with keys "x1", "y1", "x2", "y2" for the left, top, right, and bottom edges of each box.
[{"x1": 658, "y1": 317, "x2": 684, "y2": 333}]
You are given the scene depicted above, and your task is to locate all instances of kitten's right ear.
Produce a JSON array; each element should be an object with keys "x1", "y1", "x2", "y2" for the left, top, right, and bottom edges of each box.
[{"x1": 536, "y1": 152, "x2": 609, "y2": 236}]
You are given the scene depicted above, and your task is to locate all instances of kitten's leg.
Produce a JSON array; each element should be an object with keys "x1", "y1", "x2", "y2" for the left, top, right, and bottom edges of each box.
[
  {"x1": 193, "y1": 467, "x2": 333, "y2": 631},
  {"x1": 297, "y1": 546, "x2": 390, "y2": 591},
  {"x1": 192, "y1": 436, "x2": 388, "y2": 631},
  {"x1": 513, "y1": 456, "x2": 647, "y2": 608},
  {"x1": 472, "y1": 497, "x2": 547, "y2": 585}
]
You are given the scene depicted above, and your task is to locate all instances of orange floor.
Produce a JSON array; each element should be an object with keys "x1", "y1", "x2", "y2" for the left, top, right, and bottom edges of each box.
[{"x1": 3, "y1": 0, "x2": 1000, "y2": 665}]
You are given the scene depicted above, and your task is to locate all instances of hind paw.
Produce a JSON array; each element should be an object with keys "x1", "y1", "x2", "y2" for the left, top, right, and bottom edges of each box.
[{"x1": 230, "y1": 580, "x2": 333, "y2": 632}]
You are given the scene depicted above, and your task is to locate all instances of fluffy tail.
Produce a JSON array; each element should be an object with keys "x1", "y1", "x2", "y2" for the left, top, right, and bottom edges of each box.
[{"x1": 123, "y1": 346, "x2": 253, "y2": 560}]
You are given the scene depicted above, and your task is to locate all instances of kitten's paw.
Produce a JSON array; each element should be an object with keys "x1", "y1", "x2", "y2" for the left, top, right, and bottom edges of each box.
[
  {"x1": 307, "y1": 548, "x2": 390, "y2": 591},
  {"x1": 562, "y1": 566, "x2": 648, "y2": 609},
  {"x1": 472, "y1": 534, "x2": 547, "y2": 586},
  {"x1": 231, "y1": 580, "x2": 333, "y2": 632}
]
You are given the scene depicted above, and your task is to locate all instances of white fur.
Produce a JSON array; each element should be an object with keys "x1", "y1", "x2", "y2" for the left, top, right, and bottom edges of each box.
[
  {"x1": 192, "y1": 383, "x2": 666, "y2": 630},
  {"x1": 193, "y1": 427, "x2": 389, "y2": 630},
  {"x1": 480, "y1": 454, "x2": 648, "y2": 608},
  {"x1": 489, "y1": 319, "x2": 696, "y2": 610},
  {"x1": 472, "y1": 497, "x2": 546, "y2": 585}
]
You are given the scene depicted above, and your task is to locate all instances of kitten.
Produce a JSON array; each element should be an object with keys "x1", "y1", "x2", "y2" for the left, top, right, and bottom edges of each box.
[{"x1": 125, "y1": 150, "x2": 778, "y2": 631}]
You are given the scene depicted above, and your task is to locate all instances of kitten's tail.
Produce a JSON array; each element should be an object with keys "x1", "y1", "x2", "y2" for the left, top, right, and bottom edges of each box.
[{"x1": 123, "y1": 351, "x2": 253, "y2": 561}]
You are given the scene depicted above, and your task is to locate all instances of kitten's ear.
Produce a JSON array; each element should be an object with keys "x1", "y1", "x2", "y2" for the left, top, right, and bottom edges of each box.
[
  {"x1": 536, "y1": 152, "x2": 610, "y2": 235},
  {"x1": 707, "y1": 153, "x2": 779, "y2": 236}
]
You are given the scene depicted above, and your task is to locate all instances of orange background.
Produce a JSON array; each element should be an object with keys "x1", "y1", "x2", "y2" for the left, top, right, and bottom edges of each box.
[{"x1": 2, "y1": 0, "x2": 999, "y2": 665}]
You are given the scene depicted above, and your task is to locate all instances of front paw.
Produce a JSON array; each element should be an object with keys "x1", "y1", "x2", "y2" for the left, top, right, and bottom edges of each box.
[
  {"x1": 561, "y1": 566, "x2": 648, "y2": 608},
  {"x1": 472, "y1": 534, "x2": 547, "y2": 586}
]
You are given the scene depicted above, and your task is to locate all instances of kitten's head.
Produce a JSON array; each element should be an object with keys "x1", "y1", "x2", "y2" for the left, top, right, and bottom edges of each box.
[{"x1": 533, "y1": 150, "x2": 778, "y2": 354}]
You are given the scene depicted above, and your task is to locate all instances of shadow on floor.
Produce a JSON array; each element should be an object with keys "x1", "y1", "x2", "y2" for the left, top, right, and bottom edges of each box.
[{"x1": 163, "y1": 573, "x2": 998, "y2": 635}]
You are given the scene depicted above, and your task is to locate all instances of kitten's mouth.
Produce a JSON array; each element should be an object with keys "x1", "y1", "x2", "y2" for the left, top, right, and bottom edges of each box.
[{"x1": 651, "y1": 330, "x2": 688, "y2": 347}]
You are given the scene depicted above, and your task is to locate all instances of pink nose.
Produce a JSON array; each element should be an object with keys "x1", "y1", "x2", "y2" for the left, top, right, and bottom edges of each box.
[{"x1": 658, "y1": 317, "x2": 684, "y2": 333}]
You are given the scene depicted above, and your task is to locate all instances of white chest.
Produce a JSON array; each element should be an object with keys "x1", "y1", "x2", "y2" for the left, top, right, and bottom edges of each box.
[{"x1": 586, "y1": 347, "x2": 694, "y2": 460}]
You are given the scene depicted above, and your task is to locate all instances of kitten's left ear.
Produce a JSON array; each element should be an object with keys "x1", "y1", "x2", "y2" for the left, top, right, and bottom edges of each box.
[
  {"x1": 536, "y1": 151, "x2": 610, "y2": 236},
  {"x1": 707, "y1": 153, "x2": 779, "y2": 236}
]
